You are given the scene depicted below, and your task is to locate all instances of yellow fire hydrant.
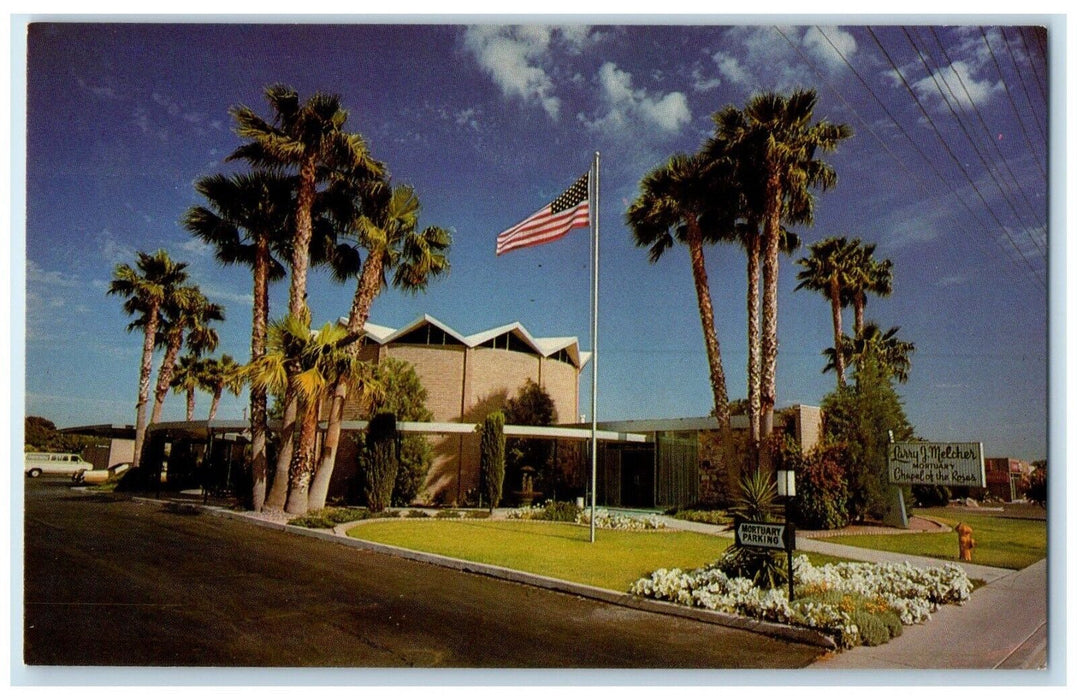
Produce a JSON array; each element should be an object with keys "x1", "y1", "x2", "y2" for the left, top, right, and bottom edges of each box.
[{"x1": 956, "y1": 522, "x2": 976, "y2": 562}]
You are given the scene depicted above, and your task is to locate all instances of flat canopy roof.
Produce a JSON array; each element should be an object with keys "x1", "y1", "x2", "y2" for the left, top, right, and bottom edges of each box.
[
  {"x1": 131, "y1": 420, "x2": 648, "y2": 443},
  {"x1": 59, "y1": 424, "x2": 137, "y2": 439}
]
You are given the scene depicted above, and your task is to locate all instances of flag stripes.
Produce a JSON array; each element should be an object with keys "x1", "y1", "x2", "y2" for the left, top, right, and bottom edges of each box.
[{"x1": 495, "y1": 172, "x2": 590, "y2": 256}]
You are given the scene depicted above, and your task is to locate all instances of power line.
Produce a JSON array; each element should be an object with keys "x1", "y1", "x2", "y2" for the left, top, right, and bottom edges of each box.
[
  {"x1": 802, "y1": 25, "x2": 1045, "y2": 291},
  {"x1": 923, "y1": 26, "x2": 1046, "y2": 254},
  {"x1": 979, "y1": 27, "x2": 1048, "y2": 179},
  {"x1": 866, "y1": 26, "x2": 1045, "y2": 289},
  {"x1": 905, "y1": 26, "x2": 1045, "y2": 258}
]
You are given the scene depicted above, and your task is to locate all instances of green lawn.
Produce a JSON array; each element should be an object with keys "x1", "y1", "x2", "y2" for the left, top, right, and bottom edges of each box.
[
  {"x1": 824, "y1": 508, "x2": 1047, "y2": 570},
  {"x1": 348, "y1": 519, "x2": 854, "y2": 591}
]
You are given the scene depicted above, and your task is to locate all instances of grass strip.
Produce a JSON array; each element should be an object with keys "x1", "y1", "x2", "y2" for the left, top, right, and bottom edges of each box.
[
  {"x1": 824, "y1": 508, "x2": 1046, "y2": 570},
  {"x1": 348, "y1": 519, "x2": 854, "y2": 591}
]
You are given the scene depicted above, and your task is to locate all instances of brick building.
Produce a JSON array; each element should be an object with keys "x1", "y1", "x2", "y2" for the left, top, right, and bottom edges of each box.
[{"x1": 333, "y1": 314, "x2": 590, "y2": 504}]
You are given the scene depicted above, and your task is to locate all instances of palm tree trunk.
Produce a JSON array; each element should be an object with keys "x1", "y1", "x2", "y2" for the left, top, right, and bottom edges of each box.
[
  {"x1": 745, "y1": 233, "x2": 761, "y2": 445},
  {"x1": 250, "y1": 235, "x2": 270, "y2": 511},
  {"x1": 150, "y1": 332, "x2": 184, "y2": 424},
  {"x1": 830, "y1": 278, "x2": 846, "y2": 387},
  {"x1": 685, "y1": 221, "x2": 729, "y2": 427},
  {"x1": 265, "y1": 381, "x2": 298, "y2": 510},
  {"x1": 760, "y1": 177, "x2": 782, "y2": 446},
  {"x1": 287, "y1": 155, "x2": 318, "y2": 321},
  {"x1": 208, "y1": 390, "x2": 223, "y2": 421},
  {"x1": 186, "y1": 389, "x2": 196, "y2": 421},
  {"x1": 854, "y1": 292, "x2": 866, "y2": 338},
  {"x1": 284, "y1": 398, "x2": 320, "y2": 515},
  {"x1": 132, "y1": 307, "x2": 160, "y2": 467},
  {"x1": 274, "y1": 155, "x2": 318, "y2": 510},
  {"x1": 308, "y1": 254, "x2": 384, "y2": 512}
]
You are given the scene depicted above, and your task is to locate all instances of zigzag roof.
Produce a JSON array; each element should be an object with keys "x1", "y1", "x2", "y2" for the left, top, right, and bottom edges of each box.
[{"x1": 356, "y1": 313, "x2": 591, "y2": 368}]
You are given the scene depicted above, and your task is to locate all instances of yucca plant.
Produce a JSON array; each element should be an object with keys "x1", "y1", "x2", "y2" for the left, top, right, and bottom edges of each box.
[{"x1": 719, "y1": 469, "x2": 787, "y2": 589}]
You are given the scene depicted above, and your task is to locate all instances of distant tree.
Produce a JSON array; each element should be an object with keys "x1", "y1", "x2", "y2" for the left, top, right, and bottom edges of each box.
[
  {"x1": 24, "y1": 416, "x2": 95, "y2": 454},
  {"x1": 503, "y1": 379, "x2": 558, "y2": 495},
  {"x1": 795, "y1": 236, "x2": 859, "y2": 387},
  {"x1": 200, "y1": 354, "x2": 245, "y2": 421},
  {"x1": 843, "y1": 240, "x2": 893, "y2": 337},
  {"x1": 170, "y1": 354, "x2": 207, "y2": 421},
  {"x1": 821, "y1": 351, "x2": 914, "y2": 521},
  {"x1": 108, "y1": 249, "x2": 190, "y2": 466},
  {"x1": 149, "y1": 287, "x2": 224, "y2": 424},
  {"x1": 1025, "y1": 461, "x2": 1046, "y2": 508}
]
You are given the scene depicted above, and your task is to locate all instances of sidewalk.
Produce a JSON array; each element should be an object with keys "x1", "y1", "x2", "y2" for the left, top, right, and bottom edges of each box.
[{"x1": 649, "y1": 514, "x2": 1047, "y2": 670}]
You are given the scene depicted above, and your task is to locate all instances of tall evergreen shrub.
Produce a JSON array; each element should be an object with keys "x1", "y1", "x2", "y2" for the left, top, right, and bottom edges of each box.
[
  {"x1": 362, "y1": 412, "x2": 399, "y2": 512},
  {"x1": 480, "y1": 411, "x2": 506, "y2": 511}
]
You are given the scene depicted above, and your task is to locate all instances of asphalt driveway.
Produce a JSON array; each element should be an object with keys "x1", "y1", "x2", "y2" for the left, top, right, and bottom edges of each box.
[{"x1": 21, "y1": 480, "x2": 825, "y2": 671}]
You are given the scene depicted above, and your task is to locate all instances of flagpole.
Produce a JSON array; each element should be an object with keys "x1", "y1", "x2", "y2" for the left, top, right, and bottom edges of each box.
[{"x1": 589, "y1": 150, "x2": 600, "y2": 544}]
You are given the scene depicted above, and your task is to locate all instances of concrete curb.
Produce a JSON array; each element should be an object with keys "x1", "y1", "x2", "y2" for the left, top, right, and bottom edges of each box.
[{"x1": 192, "y1": 503, "x2": 837, "y2": 650}]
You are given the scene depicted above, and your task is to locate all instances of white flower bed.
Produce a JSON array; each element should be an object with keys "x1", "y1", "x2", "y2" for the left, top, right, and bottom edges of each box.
[
  {"x1": 504, "y1": 505, "x2": 664, "y2": 530},
  {"x1": 576, "y1": 508, "x2": 665, "y2": 530},
  {"x1": 630, "y1": 555, "x2": 972, "y2": 648}
]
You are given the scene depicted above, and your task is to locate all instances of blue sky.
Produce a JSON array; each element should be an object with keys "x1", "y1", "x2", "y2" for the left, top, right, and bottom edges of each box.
[{"x1": 19, "y1": 21, "x2": 1051, "y2": 460}]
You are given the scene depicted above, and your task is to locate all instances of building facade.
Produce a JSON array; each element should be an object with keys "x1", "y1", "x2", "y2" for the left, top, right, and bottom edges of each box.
[{"x1": 334, "y1": 315, "x2": 590, "y2": 504}]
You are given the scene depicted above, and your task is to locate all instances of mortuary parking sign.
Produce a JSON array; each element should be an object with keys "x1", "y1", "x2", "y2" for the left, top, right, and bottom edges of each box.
[
  {"x1": 887, "y1": 442, "x2": 986, "y2": 487},
  {"x1": 734, "y1": 520, "x2": 795, "y2": 551}
]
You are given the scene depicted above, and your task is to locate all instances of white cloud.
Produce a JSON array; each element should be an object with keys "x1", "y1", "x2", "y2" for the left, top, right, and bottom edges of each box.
[
  {"x1": 97, "y1": 228, "x2": 135, "y2": 265},
  {"x1": 711, "y1": 51, "x2": 751, "y2": 86},
  {"x1": 803, "y1": 26, "x2": 857, "y2": 71},
  {"x1": 583, "y1": 62, "x2": 691, "y2": 135},
  {"x1": 27, "y1": 260, "x2": 81, "y2": 288},
  {"x1": 911, "y1": 60, "x2": 1003, "y2": 111},
  {"x1": 463, "y1": 25, "x2": 596, "y2": 120}
]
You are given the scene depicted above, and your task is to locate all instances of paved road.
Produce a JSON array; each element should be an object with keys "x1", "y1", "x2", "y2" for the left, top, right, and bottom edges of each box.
[{"x1": 22, "y1": 480, "x2": 824, "y2": 669}]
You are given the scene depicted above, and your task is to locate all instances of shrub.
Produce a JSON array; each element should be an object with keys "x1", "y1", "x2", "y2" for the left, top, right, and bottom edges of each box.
[
  {"x1": 479, "y1": 411, "x2": 506, "y2": 510},
  {"x1": 464, "y1": 510, "x2": 491, "y2": 519},
  {"x1": 362, "y1": 413, "x2": 399, "y2": 513},
  {"x1": 912, "y1": 484, "x2": 951, "y2": 508},
  {"x1": 667, "y1": 509, "x2": 730, "y2": 526},
  {"x1": 792, "y1": 443, "x2": 851, "y2": 530},
  {"x1": 720, "y1": 469, "x2": 786, "y2": 587},
  {"x1": 542, "y1": 500, "x2": 582, "y2": 522},
  {"x1": 436, "y1": 509, "x2": 461, "y2": 519},
  {"x1": 392, "y1": 436, "x2": 431, "y2": 507},
  {"x1": 404, "y1": 509, "x2": 429, "y2": 518}
]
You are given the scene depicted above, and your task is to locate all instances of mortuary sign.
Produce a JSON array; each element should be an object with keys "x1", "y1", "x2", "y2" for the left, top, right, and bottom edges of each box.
[{"x1": 887, "y1": 442, "x2": 986, "y2": 487}]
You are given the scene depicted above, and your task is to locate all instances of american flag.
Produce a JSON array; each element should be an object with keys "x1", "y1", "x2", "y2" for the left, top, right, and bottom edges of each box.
[{"x1": 496, "y1": 172, "x2": 590, "y2": 256}]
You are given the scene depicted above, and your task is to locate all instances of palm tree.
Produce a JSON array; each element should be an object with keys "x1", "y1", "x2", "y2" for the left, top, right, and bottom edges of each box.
[
  {"x1": 844, "y1": 241, "x2": 894, "y2": 337},
  {"x1": 308, "y1": 180, "x2": 451, "y2": 511},
  {"x1": 170, "y1": 354, "x2": 207, "y2": 421},
  {"x1": 627, "y1": 152, "x2": 739, "y2": 431},
  {"x1": 795, "y1": 236, "x2": 859, "y2": 387},
  {"x1": 184, "y1": 170, "x2": 293, "y2": 511},
  {"x1": 713, "y1": 90, "x2": 851, "y2": 442},
  {"x1": 227, "y1": 84, "x2": 383, "y2": 320},
  {"x1": 227, "y1": 85, "x2": 382, "y2": 510},
  {"x1": 853, "y1": 323, "x2": 915, "y2": 384},
  {"x1": 150, "y1": 288, "x2": 223, "y2": 424},
  {"x1": 247, "y1": 315, "x2": 375, "y2": 515},
  {"x1": 107, "y1": 250, "x2": 190, "y2": 466},
  {"x1": 200, "y1": 354, "x2": 245, "y2": 421}
]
